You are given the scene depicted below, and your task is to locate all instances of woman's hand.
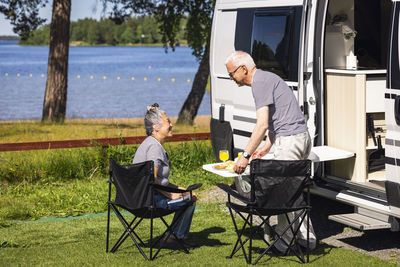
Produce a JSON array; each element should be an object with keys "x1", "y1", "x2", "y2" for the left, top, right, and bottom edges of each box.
[{"x1": 170, "y1": 187, "x2": 197, "y2": 201}]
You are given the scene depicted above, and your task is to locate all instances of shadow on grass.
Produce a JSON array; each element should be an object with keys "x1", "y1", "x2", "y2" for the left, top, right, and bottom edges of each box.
[
  {"x1": 229, "y1": 242, "x2": 334, "y2": 265},
  {"x1": 337, "y1": 229, "x2": 400, "y2": 251},
  {"x1": 187, "y1": 226, "x2": 228, "y2": 247},
  {"x1": 221, "y1": 224, "x2": 334, "y2": 264},
  {"x1": 109, "y1": 226, "x2": 229, "y2": 260}
]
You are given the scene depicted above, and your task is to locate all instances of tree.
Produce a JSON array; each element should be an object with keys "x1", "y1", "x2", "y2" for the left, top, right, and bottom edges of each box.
[
  {"x1": 87, "y1": 21, "x2": 101, "y2": 44},
  {"x1": 104, "y1": 0, "x2": 214, "y2": 124},
  {"x1": 0, "y1": 0, "x2": 71, "y2": 123},
  {"x1": 121, "y1": 24, "x2": 135, "y2": 44}
]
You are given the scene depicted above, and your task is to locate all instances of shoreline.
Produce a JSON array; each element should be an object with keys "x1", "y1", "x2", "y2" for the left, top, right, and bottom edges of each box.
[{"x1": 0, "y1": 115, "x2": 211, "y2": 125}]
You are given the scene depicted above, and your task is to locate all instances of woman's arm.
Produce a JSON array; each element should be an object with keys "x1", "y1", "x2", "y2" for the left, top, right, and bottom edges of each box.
[{"x1": 154, "y1": 167, "x2": 197, "y2": 200}]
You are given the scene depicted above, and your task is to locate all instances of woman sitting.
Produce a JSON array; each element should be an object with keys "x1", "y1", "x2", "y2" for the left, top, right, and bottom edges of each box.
[{"x1": 132, "y1": 103, "x2": 198, "y2": 249}]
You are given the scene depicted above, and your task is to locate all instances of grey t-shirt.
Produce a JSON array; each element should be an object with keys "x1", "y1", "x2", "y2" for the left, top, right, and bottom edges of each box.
[
  {"x1": 132, "y1": 136, "x2": 170, "y2": 186},
  {"x1": 252, "y1": 69, "x2": 307, "y2": 138}
]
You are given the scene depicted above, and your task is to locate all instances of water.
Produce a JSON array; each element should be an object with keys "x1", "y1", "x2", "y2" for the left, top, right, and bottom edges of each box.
[{"x1": 0, "y1": 40, "x2": 210, "y2": 120}]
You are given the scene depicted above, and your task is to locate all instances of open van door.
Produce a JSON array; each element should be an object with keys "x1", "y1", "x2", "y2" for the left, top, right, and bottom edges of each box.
[
  {"x1": 216, "y1": 0, "x2": 312, "y2": 152},
  {"x1": 385, "y1": 0, "x2": 400, "y2": 217}
]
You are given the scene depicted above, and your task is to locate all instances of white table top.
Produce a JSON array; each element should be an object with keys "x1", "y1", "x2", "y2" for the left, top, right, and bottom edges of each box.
[
  {"x1": 202, "y1": 163, "x2": 249, "y2": 177},
  {"x1": 202, "y1": 146, "x2": 354, "y2": 177}
]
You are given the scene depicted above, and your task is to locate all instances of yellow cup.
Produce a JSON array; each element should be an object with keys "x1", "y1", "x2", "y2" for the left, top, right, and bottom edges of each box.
[{"x1": 219, "y1": 150, "x2": 229, "y2": 162}]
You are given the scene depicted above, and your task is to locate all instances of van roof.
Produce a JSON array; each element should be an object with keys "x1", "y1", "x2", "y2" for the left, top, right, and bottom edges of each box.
[{"x1": 216, "y1": 0, "x2": 304, "y2": 9}]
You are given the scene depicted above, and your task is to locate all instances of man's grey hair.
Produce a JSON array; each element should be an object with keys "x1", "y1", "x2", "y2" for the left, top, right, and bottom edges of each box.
[
  {"x1": 225, "y1": 51, "x2": 256, "y2": 70},
  {"x1": 144, "y1": 103, "x2": 165, "y2": 136}
]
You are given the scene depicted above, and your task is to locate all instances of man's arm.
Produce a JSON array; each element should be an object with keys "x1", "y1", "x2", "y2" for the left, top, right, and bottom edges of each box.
[
  {"x1": 234, "y1": 106, "x2": 269, "y2": 174},
  {"x1": 252, "y1": 130, "x2": 274, "y2": 159}
]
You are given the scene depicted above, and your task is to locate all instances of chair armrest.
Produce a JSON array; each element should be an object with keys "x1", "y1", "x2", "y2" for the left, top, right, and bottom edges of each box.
[
  {"x1": 186, "y1": 183, "x2": 202, "y2": 191},
  {"x1": 152, "y1": 184, "x2": 187, "y2": 193},
  {"x1": 216, "y1": 183, "x2": 252, "y2": 204},
  {"x1": 152, "y1": 183, "x2": 202, "y2": 193}
]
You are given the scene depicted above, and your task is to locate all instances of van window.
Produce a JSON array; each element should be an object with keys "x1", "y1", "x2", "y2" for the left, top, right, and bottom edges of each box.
[{"x1": 251, "y1": 7, "x2": 302, "y2": 81}]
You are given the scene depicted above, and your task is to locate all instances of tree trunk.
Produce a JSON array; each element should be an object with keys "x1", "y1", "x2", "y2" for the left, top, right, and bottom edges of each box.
[
  {"x1": 41, "y1": 0, "x2": 71, "y2": 123},
  {"x1": 177, "y1": 45, "x2": 210, "y2": 125}
]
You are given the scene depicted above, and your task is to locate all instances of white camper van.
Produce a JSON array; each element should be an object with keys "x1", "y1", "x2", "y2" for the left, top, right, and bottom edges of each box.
[{"x1": 209, "y1": 0, "x2": 400, "y2": 231}]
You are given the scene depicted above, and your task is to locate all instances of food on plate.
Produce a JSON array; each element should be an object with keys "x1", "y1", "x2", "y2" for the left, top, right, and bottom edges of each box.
[{"x1": 214, "y1": 160, "x2": 235, "y2": 170}]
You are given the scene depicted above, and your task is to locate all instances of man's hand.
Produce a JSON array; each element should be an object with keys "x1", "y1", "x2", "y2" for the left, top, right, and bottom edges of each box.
[
  {"x1": 234, "y1": 156, "x2": 249, "y2": 174},
  {"x1": 252, "y1": 146, "x2": 270, "y2": 159}
]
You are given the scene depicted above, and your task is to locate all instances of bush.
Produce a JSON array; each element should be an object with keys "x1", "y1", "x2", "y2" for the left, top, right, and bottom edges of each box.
[
  {"x1": 0, "y1": 141, "x2": 214, "y2": 184},
  {"x1": 0, "y1": 141, "x2": 219, "y2": 222}
]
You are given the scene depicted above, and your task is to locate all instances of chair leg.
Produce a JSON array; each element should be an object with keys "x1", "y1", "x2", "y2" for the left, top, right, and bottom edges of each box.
[
  {"x1": 109, "y1": 204, "x2": 192, "y2": 261},
  {"x1": 307, "y1": 207, "x2": 310, "y2": 263},
  {"x1": 249, "y1": 213, "x2": 253, "y2": 264},
  {"x1": 253, "y1": 210, "x2": 307, "y2": 265},
  {"x1": 110, "y1": 204, "x2": 150, "y2": 261},
  {"x1": 227, "y1": 207, "x2": 250, "y2": 263},
  {"x1": 111, "y1": 216, "x2": 143, "y2": 253},
  {"x1": 151, "y1": 207, "x2": 190, "y2": 260},
  {"x1": 150, "y1": 216, "x2": 154, "y2": 260},
  {"x1": 106, "y1": 203, "x2": 111, "y2": 252}
]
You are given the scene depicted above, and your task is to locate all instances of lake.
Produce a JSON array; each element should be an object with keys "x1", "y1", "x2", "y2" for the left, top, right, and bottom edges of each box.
[{"x1": 0, "y1": 40, "x2": 210, "y2": 121}]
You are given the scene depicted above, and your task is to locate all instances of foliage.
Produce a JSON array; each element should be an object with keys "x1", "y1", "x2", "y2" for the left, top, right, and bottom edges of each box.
[
  {"x1": 0, "y1": 140, "x2": 218, "y2": 222},
  {"x1": 105, "y1": 0, "x2": 214, "y2": 60},
  {"x1": 0, "y1": 0, "x2": 48, "y2": 40},
  {"x1": 18, "y1": 24, "x2": 50, "y2": 45},
  {"x1": 104, "y1": 0, "x2": 215, "y2": 125},
  {"x1": 19, "y1": 15, "x2": 187, "y2": 46}
]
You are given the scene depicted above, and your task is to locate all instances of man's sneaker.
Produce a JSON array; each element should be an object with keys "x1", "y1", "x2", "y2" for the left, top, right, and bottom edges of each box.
[{"x1": 269, "y1": 244, "x2": 286, "y2": 256}]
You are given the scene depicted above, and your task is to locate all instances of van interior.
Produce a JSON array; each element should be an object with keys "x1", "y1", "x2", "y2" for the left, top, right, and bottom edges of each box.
[{"x1": 324, "y1": 0, "x2": 392, "y2": 189}]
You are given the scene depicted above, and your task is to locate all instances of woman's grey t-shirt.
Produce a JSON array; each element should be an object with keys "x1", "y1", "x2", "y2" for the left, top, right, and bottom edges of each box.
[
  {"x1": 252, "y1": 69, "x2": 307, "y2": 138},
  {"x1": 132, "y1": 136, "x2": 170, "y2": 186}
]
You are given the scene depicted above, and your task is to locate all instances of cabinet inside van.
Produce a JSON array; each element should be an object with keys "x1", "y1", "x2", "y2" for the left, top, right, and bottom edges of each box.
[{"x1": 323, "y1": 0, "x2": 392, "y2": 188}]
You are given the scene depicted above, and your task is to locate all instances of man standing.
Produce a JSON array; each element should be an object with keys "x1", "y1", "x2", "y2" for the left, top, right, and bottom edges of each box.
[{"x1": 225, "y1": 51, "x2": 316, "y2": 253}]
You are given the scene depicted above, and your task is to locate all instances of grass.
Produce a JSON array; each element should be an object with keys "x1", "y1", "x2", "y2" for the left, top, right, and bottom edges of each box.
[
  {"x1": 0, "y1": 140, "x2": 220, "y2": 224},
  {"x1": 0, "y1": 116, "x2": 210, "y2": 142},
  {"x1": 0, "y1": 203, "x2": 395, "y2": 266},
  {"x1": 0, "y1": 118, "x2": 396, "y2": 265}
]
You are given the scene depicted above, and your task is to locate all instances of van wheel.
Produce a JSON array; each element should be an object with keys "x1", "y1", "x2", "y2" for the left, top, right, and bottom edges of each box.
[{"x1": 235, "y1": 175, "x2": 251, "y2": 199}]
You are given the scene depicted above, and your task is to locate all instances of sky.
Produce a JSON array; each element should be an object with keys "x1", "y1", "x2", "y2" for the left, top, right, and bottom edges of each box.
[{"x1": 0, "y1": 0, "x2": 108, "y2": 36}]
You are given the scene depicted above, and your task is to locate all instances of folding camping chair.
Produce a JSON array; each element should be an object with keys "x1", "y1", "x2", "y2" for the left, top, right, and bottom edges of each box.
[
  {"x1": 217, "y1": 159, "x2": 312, "y2": 264},
  {"x1": 106, "y1": 158, "x2": 202, "y2": 261}
]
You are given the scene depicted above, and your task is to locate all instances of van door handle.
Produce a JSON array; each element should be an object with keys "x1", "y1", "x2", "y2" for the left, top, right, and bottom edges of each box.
[{"x1": 395, "y1": 95, "x2": 400, "y2": 125}]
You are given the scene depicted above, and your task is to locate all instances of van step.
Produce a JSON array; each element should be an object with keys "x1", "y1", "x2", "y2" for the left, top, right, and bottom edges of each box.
[{"x1": 328, "y1": 213, "x2": 391, "y2": 230}]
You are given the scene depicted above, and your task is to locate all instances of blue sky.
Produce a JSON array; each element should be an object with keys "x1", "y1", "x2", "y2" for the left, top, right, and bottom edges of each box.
[{"x1": 0, "y1": 0, "x2": 108, "y2": 35}]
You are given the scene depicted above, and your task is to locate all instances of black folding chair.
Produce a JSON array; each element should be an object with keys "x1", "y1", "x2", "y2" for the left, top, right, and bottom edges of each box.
[
  {"x1": 106, "y1": 158, "x2": 202, "y2": 261},
  {"x1": 217, "y1": 159, "x2": 312, "y2": 265}
]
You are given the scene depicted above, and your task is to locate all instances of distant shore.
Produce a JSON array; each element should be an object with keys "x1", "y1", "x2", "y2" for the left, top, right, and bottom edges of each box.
[
  {"x1": 0, "y1": 115, "x2": 211, "y2": 125},
  {"x1": 0, "y1": 38, "x2": 188, "y2": 47}
]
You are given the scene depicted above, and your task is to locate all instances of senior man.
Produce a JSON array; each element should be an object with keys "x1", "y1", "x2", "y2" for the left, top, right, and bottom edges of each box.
[{"x1": 225, "y1": 51, "x2": 316, "y2": 254}]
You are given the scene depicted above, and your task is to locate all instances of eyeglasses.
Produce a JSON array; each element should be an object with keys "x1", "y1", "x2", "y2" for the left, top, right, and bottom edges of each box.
[{"x1": 228, "y1": 65, "x2": 242, "y2": 78}]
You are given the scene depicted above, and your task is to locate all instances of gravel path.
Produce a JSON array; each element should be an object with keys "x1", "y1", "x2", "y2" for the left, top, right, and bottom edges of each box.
[{"x1": 199, "y1": 187, "x2": 400, "y2": 265}]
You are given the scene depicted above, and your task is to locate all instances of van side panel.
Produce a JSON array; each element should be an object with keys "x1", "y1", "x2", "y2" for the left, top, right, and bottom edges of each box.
[
  {"x1": 210, "y1": 9, "x2": 237, "y2": 121},
  {"x1": 386, "y1": 2, "x2": 400, "y2": 216}
]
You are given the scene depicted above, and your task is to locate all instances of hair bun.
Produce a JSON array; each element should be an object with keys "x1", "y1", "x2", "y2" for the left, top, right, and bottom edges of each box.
[{"x1": 146, "y1": 103, "x2": 160, "y2": 111}]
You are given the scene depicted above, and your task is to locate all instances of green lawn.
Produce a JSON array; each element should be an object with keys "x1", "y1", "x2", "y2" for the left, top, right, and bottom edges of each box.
[
  {"x1": 0, "y1": 120, "x2": 396, "y2": 266},
  {"x1": 0, "y1": 116, "x2": 210, "y2": 143},
  {"x1": 0, "y1": 203, "x2": 395, "y2": 266}
]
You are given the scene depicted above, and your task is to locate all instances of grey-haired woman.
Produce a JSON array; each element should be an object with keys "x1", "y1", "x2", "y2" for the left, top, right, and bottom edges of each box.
[{"x1": 132, "y1": 103, "x2": 197, "y2": 249}]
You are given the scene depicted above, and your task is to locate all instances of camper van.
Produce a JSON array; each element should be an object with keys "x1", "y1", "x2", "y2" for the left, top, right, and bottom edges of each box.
[{"x1": 209, "y1": 0, "x2": 400, "y2": 231}]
